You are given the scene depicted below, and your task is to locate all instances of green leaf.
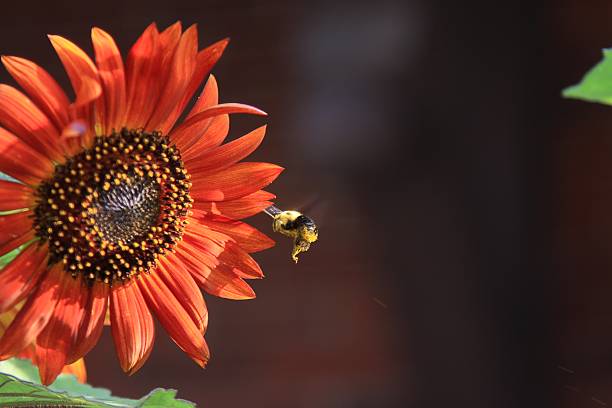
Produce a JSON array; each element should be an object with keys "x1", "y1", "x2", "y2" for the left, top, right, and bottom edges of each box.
[
  {"x1": 0, "y1": 358, "x2": 195, "y2": 407},
  {"x1": 563, "y1": 48, "x2": 612, "y2": 105}
]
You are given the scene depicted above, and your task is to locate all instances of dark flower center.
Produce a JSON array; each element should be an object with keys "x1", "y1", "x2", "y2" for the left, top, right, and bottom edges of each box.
[{"x1": 34, "y1": 129, "x2": 192, "y2": 285}]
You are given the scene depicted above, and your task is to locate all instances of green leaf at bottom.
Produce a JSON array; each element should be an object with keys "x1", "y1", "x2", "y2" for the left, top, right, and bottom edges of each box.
[
  {"x1": 563, "y1": 48, "x2": 612, "y2": 105},
  {"x1": 0, "y1": 358, "x2": 195, "y2": 407}
]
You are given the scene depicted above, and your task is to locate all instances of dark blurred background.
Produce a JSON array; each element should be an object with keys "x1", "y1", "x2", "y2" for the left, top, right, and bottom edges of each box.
[{"x1": 3, "y1": 0, "x2": 612, "y2": 406}]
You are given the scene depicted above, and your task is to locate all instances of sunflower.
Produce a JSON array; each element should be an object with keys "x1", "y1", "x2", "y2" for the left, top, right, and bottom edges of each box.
[{"x1": 0, "y1": 21, "x2": 282, "y2": 385}]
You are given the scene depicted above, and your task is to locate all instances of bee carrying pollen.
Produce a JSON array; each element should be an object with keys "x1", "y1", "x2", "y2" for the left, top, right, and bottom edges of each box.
[{"x1": 264, "y1": 205, "x2": 319, "y2": 263}]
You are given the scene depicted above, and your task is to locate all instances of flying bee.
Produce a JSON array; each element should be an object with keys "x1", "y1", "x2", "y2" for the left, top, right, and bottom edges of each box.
[{"x1": 264, "y1": 205, "x2": 319, "y2": 263}]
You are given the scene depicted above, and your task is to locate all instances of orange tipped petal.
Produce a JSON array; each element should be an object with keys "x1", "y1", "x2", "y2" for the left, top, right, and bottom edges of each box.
[
  {"x1": 185, "y1": 125, "x2": 267, "y2": 173},
  {"x1": 0, "y1": 85, "x2": 63, "y2": 160},
  {"x1": 138, "y1": 272, "x2": 209, "y2": 367},
  {"x1": 0, "y1": 266, "x2": 62, "y2": 360},
  {"x1": 35, "y1": 274, "x2": 88, "y2": 385},
  {"x1": 125, "y1": 23, "x2": 161, "y2": 128},
  {"x1": 0, "y1": 127, "x2": 53, "y2": 185},
  {"x1": 0, "y1": 243, "x2": 48, "y2": 313},
  {"x1": 92, "y1": 27, "x2": 127, "y2": 134},
  {"x1": 1, "y1": 56, "x2": 70, "y2": 132},
  {"x1": 110, "y1": 280, "x2": 155, "y2": 374},
  {"x1": 146, "y1": 25, "x2": 198, "y2": 134},
  {"x1": 68, "y1": 283, "x2": 108, "y2": 363},
  {"x1": 171, "y1": 103, "x2": 266, "y2": 151},
  {"x1": 62, "y1": 358, "x2": 87, "y2": 383},
  {"x1": 0, "y1": 180, "x2": 34, "y2": 211},
  {"x1": 190, "y1": 162, "x2": 283, "y2": 202},
  {"x1": 48, "y1": 35, "x2": 101, "y2": 108}
]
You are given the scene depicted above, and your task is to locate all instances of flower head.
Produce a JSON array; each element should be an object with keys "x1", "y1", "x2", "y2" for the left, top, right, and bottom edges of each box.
[{"x1": 0, "y1": 22, "x2": 282, "y2": 385}]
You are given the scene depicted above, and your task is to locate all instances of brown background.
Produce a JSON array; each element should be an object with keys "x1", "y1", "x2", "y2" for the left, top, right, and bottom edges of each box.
[{"x1": 2, "y1": 0, "x2": 612, "y2": 407}]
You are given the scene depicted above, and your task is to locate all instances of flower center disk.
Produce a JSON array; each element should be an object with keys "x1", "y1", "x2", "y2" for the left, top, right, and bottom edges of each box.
[{"x1": 34, "y1": 129, "x2": 192, "y2": 285}]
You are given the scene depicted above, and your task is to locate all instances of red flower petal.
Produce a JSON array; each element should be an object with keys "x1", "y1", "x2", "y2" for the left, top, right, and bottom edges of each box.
[
  {"x1": 192, "y1": 190, "x2": 276, "y2": 219},
  {"x1": 125, "y1": 23, "x2": 161, "y2": 129},
  {"x1": 159, "y1": 256, "x2": 208, "y2": 333},
  {"x1": 185, "y1": 74, "x2": 219, "y2": 120},
  {"x1": 1, "y1": 56, "x2": 70, "y2": 132},
  {"x1": 0, "y1": 85, "x2": 63, "y2": 160},
  {"x1": 185, "y1": 125, "x2": 267, "y2": 174},
  {"x1": 0, "y1": 180, "x2": 34, "y2": 211},
  {"x1": 171, "y1": 103, "x2": 266, "y2": 151},
  {"x1": 183, "y1": 114, "x2": 230, "y2": 161},
  {"x1": 36, "y1": 274, "x2": 88, "y2": 385},
  {"x1": 68, "y1": 283, "x2": 108, "y2": 363},
  {"x1": 138, "y1": 272, "x2": 209, "y2": 367},
  {"x1": 191, "y1": 210, "x2": 274, "y2": 253},
  {"x1": 0, "y1": 211, "x2": 35, "y2": 250},
  {"x1": 48, "y1": 35, "x2": 101, "y2": 108},
  {"x1": 176, "y1": 236, "x2": 256, "y2": 300},
  {"x1": 0, "y1": 127, "x2": 53, "y2": 185},
  {"x1": 146, "y1": 25, "x2": 198, "y2": 134},
  {"x1": 110, "y1": 280, "x2": 155, "y2": 374},
  {"x1": 0, "y1": 242, "x2": 47, "y2": 313},
  {"x1": 190, "y1": 162, "x2": 283, "y2": 202},
  {"x1": 0, "y1": 266, "x2": 62, "y2": 360},
  {"x1": 171, "y1": 39, "x2": 228, "y2": 124},
  {"x1": 91, "y1": 27, "x2": 127, "y2": 134}
]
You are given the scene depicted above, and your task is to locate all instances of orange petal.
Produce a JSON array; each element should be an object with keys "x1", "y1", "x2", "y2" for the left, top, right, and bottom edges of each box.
[
  {"x1": 171, "y1": 103, "x2": 266, "y2": 151},
  {"x1": 191, "y1": 210, "x2": 274, "y2": 253},
  {"x1": 192, "y1": 190, "x2": 276, "y2": 219},
  {"x1": 1, "y1": 56, "x2": 70, "y2": 132},
  {"x1": 36, "y1": 274, "x2": 88, "y2": 385},
  {"x1": 62, "y1": 358, "x2": 87, "y2": 383},
  {"x1": 110, "y1": 280, "x2": 155, "y2": 374},
  {"x1": 48, "y1": 35, "x2": 101, "y2": 108},
  {"x1": 92, "y1": 27, "x2": 127, "y2": 134},
  {"x1": 183, "y1": 257, "x2": 256, "y2": 300},
  {"x1": 0, "y1": 210, "x2": 35, "y2": 250},
  {"x1": 146, "y1": 25, "x2": 198, "y2": 134},
  {"x1": 180, "y1": 75, "x2": 223, "y2": 158},
  {"x1": 190, "y1": 162, "x2": 283, "y2": 202},
  {"x1": 218, "y1": 243, "x2": 264, "y2": 279},
  {"x1": 0, "y1": 242, "x2": 48, "y2": 313},
  {"x1": 166, "y1": 39, "x2": 229, "y2": 132},
  {"x1": 0, "y1": 85, "x2": 63, "y2": 160},
  {"x1": 68, "y1": 283, "x2": 108, "y2": 363},
  {"x1": 138, "y1": 272, "x2": 209, "y2": 367},
  {"x1": 125, "y1": 23, "x2": 161, "y2": 129},
  {"x1": 185, "y1": 125, "x2": 267, "y2": 174},
  {"x1": 159, "y1": 256, "x2": 208, "y2": 333},
  {"x1": 183, "y1": 114, "x2": 230, "y2": 161},
  {"x1": 185, "y1": 74, "x2": 219, "y2": 120},
  {"x1": 0, "y1": 266, "x2": 62, "y2": 360},
  {"x1": 176, "y1": 236, "x2": 256, "y2": 300},
  {"x1": 0, "y1": 180, "x2": 34, "y2": 211},
  {"x1": 0, "y1": 127, "x2": 53, "y2": 185}
]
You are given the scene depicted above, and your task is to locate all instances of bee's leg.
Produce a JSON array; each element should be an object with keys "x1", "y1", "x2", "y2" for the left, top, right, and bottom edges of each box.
[{"x1": 291, "y1": 239, "x2": 311, "y2": 263}]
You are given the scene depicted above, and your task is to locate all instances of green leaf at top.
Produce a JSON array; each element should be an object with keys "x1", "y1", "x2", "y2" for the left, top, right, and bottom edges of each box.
[
  {"x1": 563, "y1": 48, "x2": 612, "y2": 105},
  {"x1": 0, "y1": 358, "x2": 195, "y2": 407}
]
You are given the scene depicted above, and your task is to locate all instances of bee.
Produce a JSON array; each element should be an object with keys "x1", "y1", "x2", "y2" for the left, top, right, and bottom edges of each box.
[{"x1": 264, "y1": 205, "x2": 319, "y2": 263}]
